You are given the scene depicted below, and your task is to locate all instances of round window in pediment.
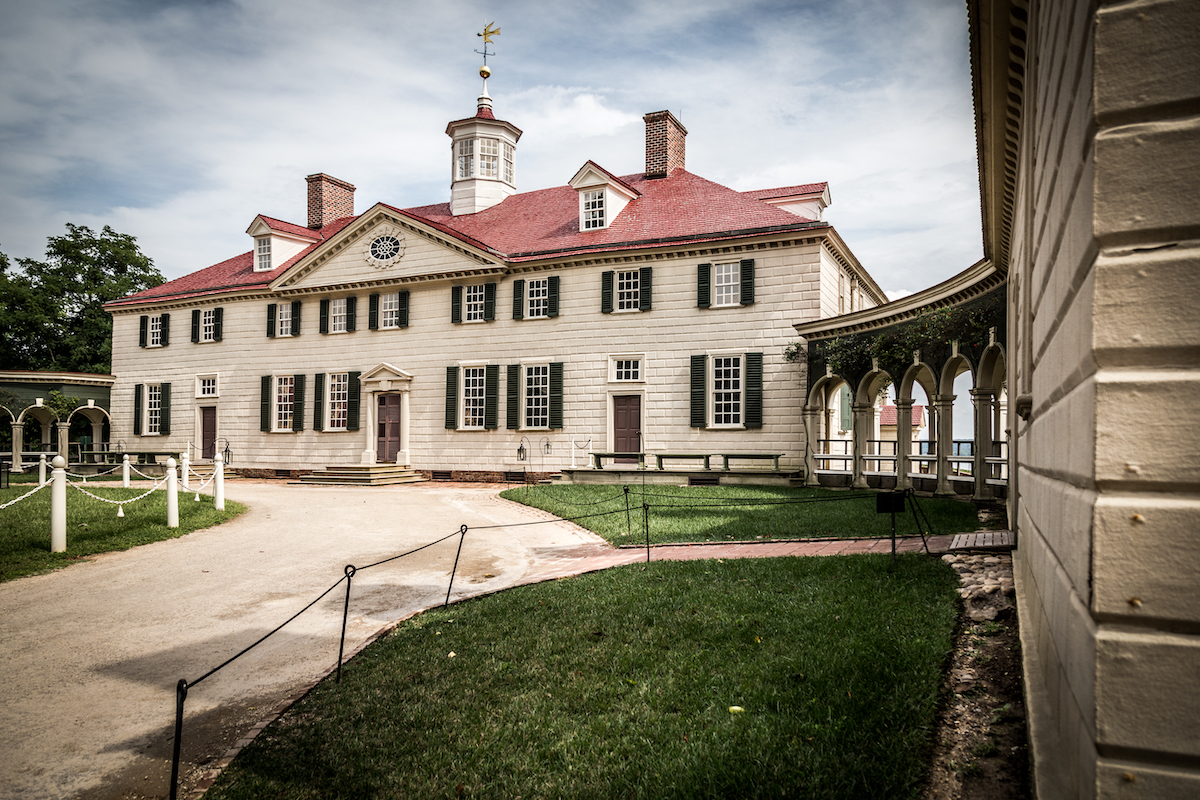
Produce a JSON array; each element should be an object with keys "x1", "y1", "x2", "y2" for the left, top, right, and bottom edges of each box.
[{"x1": 368, "y1": 234, "x2": 405, "y2": 267}]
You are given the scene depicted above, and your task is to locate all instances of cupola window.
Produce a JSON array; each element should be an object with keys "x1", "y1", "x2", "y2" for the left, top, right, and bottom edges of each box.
[{"x1": 457, "y1": 139, "x2": 474, "y2": 179}]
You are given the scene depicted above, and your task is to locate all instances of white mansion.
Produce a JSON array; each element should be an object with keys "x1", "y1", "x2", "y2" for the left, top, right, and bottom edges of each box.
[{"x1": 106, "y1": 83, "x2": 884, "y2": 478}]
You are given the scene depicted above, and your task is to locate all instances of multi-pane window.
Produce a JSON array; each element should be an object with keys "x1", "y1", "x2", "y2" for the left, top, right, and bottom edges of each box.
[
  {"x1": 199, "y1": 376, "x2": 217, "y2": 397},
  {"x1": 256, "y1": 237, "x2": 271, "y2": 271},
  {"x1": 582, "y1": 190, "x2": 605, "y2": 229},
  {"x1": 714, "y1": 263, "x2": 740, "y2": 306},
  {"x1": 526, "y1": 279, "x2": 548, "y2": 318},
  {"x1": 462, "y1": 367, "x2": 486, "y2": 429},
  {"x1": 327, "y1": 372, "x2": 349, "y2": 431},
  {"x1": 616, "y1": 270, "x2": 640, "y2": 310},
  {"x1": 615, "y1": 359, "x2": 641, "y2": 381},
  {"x1": 146, "y1": 385, "x2": 162, "y2": 434},
  {"x1": 330, "y1": 298, "x2": 347, "y2": 332},
  {"x1": 464, "y1": 285, "x2": 486, "y2": 322},
  {"x1": 148, "y1": 316, "x2": 162, "y2": 347},
  {"x1": 479, "y1": 137, "x2": 499, "y2": 178},
  {"x1": 201, "y1": 309, "x2": 216, "y2": 342},
  {"x1": 275, "y1": 376, "x2": 294, "y2": 431},
  {"x1": 503, "y1": 142, "x2": 514, "y2": 183},
  {"x1": 456, "y1": 139, "x2": 474, "y2": 178},
  {"x1": 381, "y1": 293, "x2": 400, "y2": 328},
  {"x1": 713, "y1": 356, "x2": 743, "y2": 426},
  {"x1": 525, "y1": 365, "x2": 549, "y2": 428},
  {"x1": 276, "y1": 303, "x2": 292, "y2": 337}
]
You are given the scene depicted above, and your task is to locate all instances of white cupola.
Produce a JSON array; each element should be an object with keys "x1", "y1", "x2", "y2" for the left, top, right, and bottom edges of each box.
[{"x1": 446, "y1": 63, "x2": 522, "y2": 216}]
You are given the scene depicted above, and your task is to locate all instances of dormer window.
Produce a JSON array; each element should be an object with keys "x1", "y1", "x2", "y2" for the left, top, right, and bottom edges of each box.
[
  {"x1": 582, "y1": 190, "x2": 606, "y2": 229},
  {"x1": 256, "y1": 237, "x2": 271, "y2": 271}
]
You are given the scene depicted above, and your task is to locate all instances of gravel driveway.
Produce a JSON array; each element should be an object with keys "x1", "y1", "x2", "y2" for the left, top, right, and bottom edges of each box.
[{"x1": 0, "y1": 481, "x2": 603, "y2": 800}]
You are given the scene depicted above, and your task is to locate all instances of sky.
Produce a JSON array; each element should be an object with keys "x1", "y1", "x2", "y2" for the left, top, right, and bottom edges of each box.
[{"x1": 0, "y1": 0, "x2": 982, "y2": 301}]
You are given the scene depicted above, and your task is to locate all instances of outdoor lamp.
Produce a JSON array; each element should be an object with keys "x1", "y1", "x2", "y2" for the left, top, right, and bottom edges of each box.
[{"x1": 517, "y1": 437, "x2": 530, "y2": 461}]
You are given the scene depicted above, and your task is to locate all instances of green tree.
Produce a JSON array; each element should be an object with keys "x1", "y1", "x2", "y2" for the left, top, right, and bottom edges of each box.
[{"x1": 0, "y1": 224, "x2": 163, "y2": 373}]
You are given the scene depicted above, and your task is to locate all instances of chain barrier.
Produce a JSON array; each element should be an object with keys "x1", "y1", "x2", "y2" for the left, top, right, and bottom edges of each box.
[
  {"x1": 68, "y1": 475, "x2": 168, "y2": 517},
  {"x1": 65, "y1": 463, "x2": 123, "y2": 479},
  {"x1": 127, "y1": 463, "x2": 162, "y2": 480},
  {"x1": 0, "y1": 481, "x2": 49, "y2": 510}
]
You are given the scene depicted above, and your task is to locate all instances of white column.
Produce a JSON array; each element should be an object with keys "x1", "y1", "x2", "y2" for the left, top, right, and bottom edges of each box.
[
  {"x1": 122, "y1": 454, "x2": 130, "y2": 487},
  {"x1": 361, "y1": 390, "x2": 376, "y2": 464},
  {"x1": 39, "y1": 453, "x2": 48, "y2": 486},
  {"x1": 896, "y1": 398, "x2": 914, "y2": 490},
  {"x1": 10, "y1": 422, "x2": 23, "y2": 472},
  {"x1": 398, "y1": 390, "x2": 411, "y2": 466},
  {"x1": 56, "y1": 421, "x2": 70, "y2": 461},
  {"x1": 214, "y1": 451, "x2": 225, "y2": 512},
  {"x1": 851, "y1": 402, "x2": 871, "y2": 489},
  {"x1": 803, "y1": 405, "x2": 821, "y2": 486},
  {"x1": 934, "y1": 393, "x2": 955, "y2": 496},
  {"x1": 971, "y1": 388, "x2": 994, "y2": 500},
  {"x1": 50, "y1": 455, "x2": 66, "y2": 553},
  {"x1": 180, "y1": 451, "x2": 190, "y2": 491}
]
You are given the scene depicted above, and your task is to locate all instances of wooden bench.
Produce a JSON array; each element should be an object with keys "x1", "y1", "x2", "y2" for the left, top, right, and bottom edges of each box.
[
  {"x1": 591, "y1": 452, "x2": 646, "y2": 469},
  {"x1": 654, "y1": 453, "x2": 712, "y2": 470},
  {"x1": 718, "y1": 453, "x2": 783, "y2": 471}
]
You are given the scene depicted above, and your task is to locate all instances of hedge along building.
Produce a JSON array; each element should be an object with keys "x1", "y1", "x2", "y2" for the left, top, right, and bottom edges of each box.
[{"x1": 104, "y1": 63, "x2": 885, "y2": 480}]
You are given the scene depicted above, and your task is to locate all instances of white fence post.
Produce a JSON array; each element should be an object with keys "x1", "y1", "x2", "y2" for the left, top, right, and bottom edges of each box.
[
  {"x1": 214, "y1": 451, "x2": 225, "y2": 512},
  {"x1": 180, "y1": 451, "x2": 190, "y2": 491},
  {"x1": 50, "y1": 455, "x2": 66, "y2": 553},
  {"x1": 122, "y1": 454, "x2": 130, "y2": 487},
  {"x1": 39, "y1": 453, "x2": 47, "y2": 487},
  {"x1": 166, "y1": 458, "x2": 179, "y2": 528}
]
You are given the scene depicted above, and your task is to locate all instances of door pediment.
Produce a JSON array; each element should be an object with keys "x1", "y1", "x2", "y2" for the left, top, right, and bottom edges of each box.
[{"x1": 360, "y1": 363, "x2": 413, "y2": 393}]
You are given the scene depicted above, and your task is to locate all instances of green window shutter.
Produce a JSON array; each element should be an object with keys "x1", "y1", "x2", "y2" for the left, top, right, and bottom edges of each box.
[
  {"x1": 291, "y1": 300, "x2": 301, "y2": 335},
  {"x1": 313, "y1": 373, "x2": 325, "y2": 432},
  {"x1": 839, "y1": 385, "x2": 852, "y2": 431},
  {"x1": 267, "y1": 304, "x2": 277, "y2": 338},
  {"x1": 139, "y1": 316, "x2": 148, "y2": 347},
  {"x1": 133, "y1": 384, "x2": 143, "y2": 435},
  {"x1": 445, "y1": 366, "x2": 459, "y2": 429},
  {"x1": 213, "y1": 307, "x2": 223, "y2": 341},
  {"x1": 506, "y1": 364, "x2": 521, "y2": 429},
  {"x1": 319, "y1": 299, "x2": 330, "y2": 333},
  {"x1": 512, "y1": 279, "x2": 525, "y2": 320},
  {"x1": 346, "y1": 297, "x2": 357, "y2": 331},
  {"x1": 160, "y1": 314, "x2": 170, "y2": 346},
  {"x1": 639, "y1": 266, "x2": 653, "y2": 311},
  {"x1": 191, "y1": 310, "x2": 200, "y2": 342},
  {"x1": 601, "y1": 271, "x2": 614, "y2": 313},
  {"x1": 690, "y1": 355, "x2": 707, "y2": 428},
  {"x1": 398, "y1": 291, "x2": 409, "y2": 328},
  {"x1": 368, "y1": 293, "x2": 379, "y2": 330},
  {"x1": 160, "y1": 383, "x2": 172, "y2": 435},
  {"x1": 451, "y1": 286, "x2": 462, "y2": 323},
  {"x1": 347, "y1": 371, "x2": 361, "y2": 431},
  {"x1": 484, "y1": 364, "x2": 499, "y2": 429},
  {"x1": 549, "y1": 362, "x2": 564, "y2": 429},
  {"x1": 548, "y1": 276, "x2": 560, "y2": 317},
  {"x1": 740, "y1": 258, "x2": 756, "y2": 305},
  {"x1": 697, "y1": 263, "x2": 711, "y2": 308},
  {"x1": 484, "y1": 282, "x2": 496, "y2": 321},
  {"x1": 260, "y1": 376, "x2": 271, "y2": 432},
  {"x1": 292, "y1": 374, "x2": 306, "y2": 431},
  {"x1": 744, "y1": 352, "x2": 763, "y2": 429}
]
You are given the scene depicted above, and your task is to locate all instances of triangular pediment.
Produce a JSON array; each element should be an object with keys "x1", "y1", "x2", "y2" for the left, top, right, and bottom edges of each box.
[
  {"x1": 359, "y1": 362, "x2": 414, "y2": 392},
  {"x1": 270, "y1": 205, "x2": 502, "y2": 293}
]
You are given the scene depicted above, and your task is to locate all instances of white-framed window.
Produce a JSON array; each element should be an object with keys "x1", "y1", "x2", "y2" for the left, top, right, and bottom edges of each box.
[
  {"x1": 196, "y1": 374, "x2": 218, "y2": 398},
  {"x1": 276, "y1": 303, "x2": 292, "y2": 337},
  {"x1": 330, "y1": 298, "x2": 347, "y2": 333},
  {"x1": 479, "y1": 137, "x2": 499, "y2": 178},
  {"x1": 464, "y1": 284, "x2": 486, "y2": 322},
  {"x1": 582, "y1": 190, "x2": 605, "y2": 230},
  {"x1": 615, "y1": 359, "x2": 641, "y2": 382},
  {"x1": 461, "y1": 366, "x2": 486, "y2": 429},
  {"x1": 256, "y1": 237, "x2": 271, "y2": 271},
  {"x1": 616, "y1": 270, "x2": 640, "y2": 311},
  {"x1": 274, "y1": 376, "x2": 295, "y2": 432},
  {"x1": 525, "y1": 365, "x2": 550, "y2": 429},
  {"x1": 503, "y1": 142, "x2": 514, "y2": 184},
  {"x1": 148, "y1": 315, "x2": 163, "y2": 347},
  {"x1": 456, "y1": 138, "x2": 474, "y2": 179},
  {"x1": 712, "y1": 355, "x2": 743, "y2": 427},
  {"x1": 714, "y1": 262, "x2": 741, "y2": 307},
  {"x1": 327, "y1": 372, "x2": 349, "y2": 431},
  {"x1": 380, "y1": 292, "x2": 400, "y2": 329},
  {"x1": 146, "y1": 384, "x2": 162, "y2": 435},
  {"x1": 201, "y1": 309, "x2": 216, "y2": 342},
  {"x1": 526, "y1": 279, "x2": 548, "y2": 318}
]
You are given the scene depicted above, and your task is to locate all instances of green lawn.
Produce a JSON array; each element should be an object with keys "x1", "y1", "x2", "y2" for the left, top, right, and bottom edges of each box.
[
  {"x1": 206, "y1": 554, "x2": 960, "y2": 800},
  {"x1": 0, "y1": 481, "x2": 245, "y2": 582},
  {"x1": 500, "y1": 483, "x2": 981, "y2": 546}
]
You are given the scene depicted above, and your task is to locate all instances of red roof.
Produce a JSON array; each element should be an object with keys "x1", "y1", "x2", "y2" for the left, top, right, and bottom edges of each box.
[
  {"x1": 741, "y1": 182, "x2": 828, "y2": 201},
  {"x1": 109, "y1": 170, "x2": 830, "y2": 307},
  {"x1": 879, "y1": 405, "x2": 926, "y2": 427},
  {"x1": 255, "y1": 215, "x2": 320, "y2": 240}
]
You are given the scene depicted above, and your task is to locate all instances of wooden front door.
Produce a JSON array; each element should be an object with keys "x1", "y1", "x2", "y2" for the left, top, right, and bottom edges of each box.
[
  {"x1": 613, "y1": 395, "x2": 641, "y2": 462},
  {"x1": 200, "y1": 407, "x2": 217, "y2": 459},
  {"x1": 377, "y1": 395, "x2": 402, "y2": 462}
]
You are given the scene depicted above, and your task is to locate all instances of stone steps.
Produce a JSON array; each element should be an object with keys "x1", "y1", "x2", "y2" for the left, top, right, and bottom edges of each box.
[{"x1": 298, "y1": 465, "x2": 428, "y2": 486}]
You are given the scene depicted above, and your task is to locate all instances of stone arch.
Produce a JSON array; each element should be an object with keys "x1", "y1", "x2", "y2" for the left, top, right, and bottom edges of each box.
[
  {"x1": 851, "y1": 368, "x2": 896, "y2": 486},
  {"x1": 11, "y1": 403, "x2": 61, "y2": 471},
  {"x1": 896, "y1": 362, "x2": 939, "y2": 489},
  {"x1": 67, "y1": 404, "x2": 113, "y2": 464},
  {"x1": 974, "y1": 344, "x2": 1008, "y2": 487},
  {"x1": 802, "y1": 372, "x2": 856, "y2": 483}
]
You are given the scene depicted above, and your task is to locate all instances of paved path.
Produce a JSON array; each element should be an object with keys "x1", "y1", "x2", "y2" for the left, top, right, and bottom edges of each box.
[{"x1": 0, "y1": 481, "x2": 951, "y2": 800}]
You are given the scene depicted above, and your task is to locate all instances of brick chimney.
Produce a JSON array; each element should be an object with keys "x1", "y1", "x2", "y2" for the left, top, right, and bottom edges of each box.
[
  {"x1": 305, "y1": 173, "x2": 355, "y2": 229},
  {"x1": 643, "y1": 110, "x2": 687, "y2": 178}
]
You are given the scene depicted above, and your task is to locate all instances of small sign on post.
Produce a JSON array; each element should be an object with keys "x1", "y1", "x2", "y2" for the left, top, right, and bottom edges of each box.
[{"x1": 875, "y1": 490, "x2": 907, "y2": 564}]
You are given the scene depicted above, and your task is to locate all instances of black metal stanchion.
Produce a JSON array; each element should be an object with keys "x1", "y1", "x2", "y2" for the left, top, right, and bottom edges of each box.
[
  {"x1": 444, "y1": 525, "x2": 468, "y2": 607},
  {"x1": 624, "y1": 486, "x2": 632, "y2": 539},
  {"x1": 875, "y1": 490, "x2": 906, "y2": 566},
  {"x1": 169, "y1": 678, "x2": 188, "y2": 800},
  {"x1": 337, "y1": 565, "x2": 356, "y2": 684},
  {"x1": 643, "y1": 503, "x2": 651, "y2": 563}
]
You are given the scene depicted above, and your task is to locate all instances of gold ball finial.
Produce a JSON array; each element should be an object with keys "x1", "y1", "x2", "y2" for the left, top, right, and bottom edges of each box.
[{"x1": 479, "y1": 64, "x2": 491, "y2": 79}]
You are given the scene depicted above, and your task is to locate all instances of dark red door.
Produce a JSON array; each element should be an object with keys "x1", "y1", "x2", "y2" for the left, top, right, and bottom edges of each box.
[
  {"x1": 377, "y1": 395, "x2": 402, "y2": 462},
  {"x1": 200, "y1": 407, "x2": 217, "y2": 459},
  {"x1": 613, "y1": 396, "x2": 641, "y2": 462}
]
